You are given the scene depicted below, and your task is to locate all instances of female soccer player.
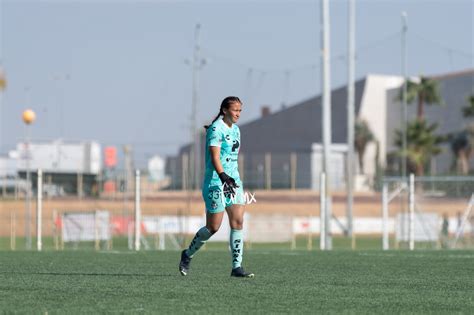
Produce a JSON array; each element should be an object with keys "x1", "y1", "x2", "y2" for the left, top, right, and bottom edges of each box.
[{"x1": 179, "y1": 96, "x2": 254, "y2": 278}]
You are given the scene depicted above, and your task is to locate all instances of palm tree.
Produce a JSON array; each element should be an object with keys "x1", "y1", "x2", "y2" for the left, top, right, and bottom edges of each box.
[
  {"x1": 355, "y1": 119, "x2": 374, "y2": 174},
  {"x1": 447, "y1": 96, "x2": 474, "y2": 175},
  {"x1": 398, "y1": 76, "x2": 443, "y2": 121},
  {"x1": 449, "y1": 131, "x2": 471, "y2": 175},
  {"x1": 462, "y1": 95, "x2": 474, "y2": 117},
  {"x1": 394, "y1": 120, "x2": 445, "y2": 176}
]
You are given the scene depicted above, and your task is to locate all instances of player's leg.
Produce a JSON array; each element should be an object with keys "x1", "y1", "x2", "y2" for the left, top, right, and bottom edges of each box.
[
  {"x1": 189, "y1": 211, "x2": 224, "y2": 257},
  {"x1": 226, "y1": 203, "x2": 254, "y2": 278},
  {"x1": 179, "y1": 186, "x2": 225, "y2": 276},
  {"x1": 179, "y1": 212, "x2": 224, "y2": 276}
]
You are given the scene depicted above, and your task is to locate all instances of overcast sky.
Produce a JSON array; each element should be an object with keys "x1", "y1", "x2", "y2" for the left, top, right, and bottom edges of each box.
[{"x1": 0, "y1": 0, "x2": 473, "y2": 166}]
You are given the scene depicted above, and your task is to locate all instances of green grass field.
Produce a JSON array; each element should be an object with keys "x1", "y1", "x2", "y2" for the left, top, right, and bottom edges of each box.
[{"x1": 1, "y1": 249, "x2": 473, "y2": 314}]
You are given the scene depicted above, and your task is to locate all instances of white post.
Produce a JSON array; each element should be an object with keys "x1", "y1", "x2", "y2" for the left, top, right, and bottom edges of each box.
[
  {"x1": 320, "y1": 0, "x2": 332, "y2": 251},
  {"x1": 94, "y1": 210, "x2": 99, "y2": 250},
  {"x1": 159, "y1": 218, "x2": 165, "y2": 250},
  {"x1": 382, "y1": 182, "x2": 389, "y2": 250},
  {"x1": 346, "y1": 0, "x2": 356, "y2": 241},
  {"x1": 320, "y1": 172, "x2": 326, "y2": 250},
  {"x1": 409, "y1": 173, "x2": 415, "y2": 250},
  {"x1": 134, "y1": 170, "x2": 141, "y2": 251},
  {"x1": 36, "y1": 169, "x2": 43, "y2": 251},
  {"x1": 401, "y1": 12, "x2": 408, "y2": 179}
]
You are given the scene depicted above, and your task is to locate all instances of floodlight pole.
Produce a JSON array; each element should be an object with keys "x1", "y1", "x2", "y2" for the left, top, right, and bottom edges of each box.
[
  {"x1": 321, "y1": 0, "x2": 332, "y2": 249},
  {"x1": 409, "y1": 173, "x2": 415, "y2": 250},
  {"x1": 382, "y1": 182, "x2": 389, "y2": 250},
  {"x1": 320, "y1": 172, "x2": 326, "y2": 250},
  {"x1": 25, "y1": 125, "x2": 32, "y2": 250},
  {"x1": 191, "y1": 23, "x2": 202, "y2": 191},
  {"x1": 36, "y1": 169, "x2": 43, "y2": 251},
  {"x1": 401, "y1": 12, "x2": 408, "y2": 179},
  {"x1": 346, "y1": 0, "x2": 356, "y2": 240},
  {"x1": 134, "y1": 170, "x2": 141, "y2": 251}
]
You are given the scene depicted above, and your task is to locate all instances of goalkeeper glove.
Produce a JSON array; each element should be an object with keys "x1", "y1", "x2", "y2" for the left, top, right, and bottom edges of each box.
[{"x1": 219, "y1": 172, "x2": 239, "y2": 196}]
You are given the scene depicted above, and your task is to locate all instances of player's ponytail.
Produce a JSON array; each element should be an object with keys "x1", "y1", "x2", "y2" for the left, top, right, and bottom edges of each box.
[
  {"x1": 204, "y1": 110, "x2": 223, "y2": 130},
  {"x1": 204, "y1": 96, "x2": 242, "y2": 130}
]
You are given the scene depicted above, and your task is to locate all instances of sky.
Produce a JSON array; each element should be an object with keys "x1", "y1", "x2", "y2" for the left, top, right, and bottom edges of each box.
[{"x1": 0, "y1": 0, "x2": 473, "y2": 167}]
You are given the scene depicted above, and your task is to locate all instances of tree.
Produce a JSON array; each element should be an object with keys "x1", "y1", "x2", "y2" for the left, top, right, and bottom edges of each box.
[
  {"x1": 355, "y1": 119, "x2": 374, "y2": 174},
  {"x1": 398, "y1": 76, "x2": 443, "y2": 121},
  {"x1": 451, "y1": 95, "x2": 474, "y2": 174},
  {"x1": 449, "y1": 131, "x2": 471, "y2": 175},
  {"x1": 462, "y1": 95, "x2": 474, "y2": 117},
  {"x1": 394, "y1": 120, "x2": 445, "y2": 176}
]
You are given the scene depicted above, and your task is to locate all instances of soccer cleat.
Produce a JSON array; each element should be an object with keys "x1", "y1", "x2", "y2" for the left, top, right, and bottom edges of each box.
[
  {"x1": 179, "y1": 250, "x2": 192, "y2": 276},
  {"x1": 230, "y1": 266, "x2": 254, "y2": 278}
]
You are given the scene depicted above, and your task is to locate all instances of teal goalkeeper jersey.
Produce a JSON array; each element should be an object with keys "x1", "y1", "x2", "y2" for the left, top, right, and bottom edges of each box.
[{"x1": 203, "y1": 119, "x2": 241, "y2": 187}]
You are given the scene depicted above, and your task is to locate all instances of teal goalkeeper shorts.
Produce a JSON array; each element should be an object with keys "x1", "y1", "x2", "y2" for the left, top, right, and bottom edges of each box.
[{"x1": 202, "y1": 182, "x2": 246, "y2": 213}]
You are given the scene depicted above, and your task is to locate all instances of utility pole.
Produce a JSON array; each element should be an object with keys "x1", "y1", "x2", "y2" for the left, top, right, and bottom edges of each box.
[
  {"x1": 282, "y1": 69, "x2": 290, "y2": 107},
  {"x1": 321, "y1": 0, "x2": 332, "y2": 249},
  {"x1": 401, "y1": 12, "x2": 408, "y2": 179},
  {"x1": 22, "y1": 109, "x2": 36, "y2": 250},
  {"x1": 191, "y1": 23, "x2": 204, "y2": 190},
  {"x1": 346, "y1": 0, "x2": 356, "y2": 240}
]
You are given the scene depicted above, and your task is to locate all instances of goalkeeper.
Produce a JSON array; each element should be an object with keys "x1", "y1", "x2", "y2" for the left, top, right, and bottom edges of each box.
[{"x1": 179, "y1": 96, "x2": 254, "y2": 278}]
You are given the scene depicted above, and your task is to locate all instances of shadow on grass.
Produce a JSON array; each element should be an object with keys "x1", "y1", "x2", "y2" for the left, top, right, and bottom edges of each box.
[{"x1": 0, "y1": 271, "x2": 176, "y2": 277}]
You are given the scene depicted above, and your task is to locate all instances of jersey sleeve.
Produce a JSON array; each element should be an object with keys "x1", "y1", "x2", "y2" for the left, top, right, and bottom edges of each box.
[{"x1": 207, "y1": 125, "x2": 223, "y2": 147}]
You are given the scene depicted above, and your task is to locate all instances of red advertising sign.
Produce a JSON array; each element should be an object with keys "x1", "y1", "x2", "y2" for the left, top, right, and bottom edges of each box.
[{"x1": 104, "y1": 146, "x2": 117, "y2": 167}]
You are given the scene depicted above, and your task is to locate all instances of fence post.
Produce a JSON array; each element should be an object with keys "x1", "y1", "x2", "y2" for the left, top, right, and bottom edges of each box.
[
  {"x1": 265, "y1": 153, "x2": 271, "y2": 190},
  {"x1": 290, "y1": 152, "x2": 297, "y2": 190},
  {"x1": 53, "y1": 209, "x2": 59, "y2": 250},
  {"x1": 239, "y1": 154, "x2": 245, "y2": 182},
  {"x1": 10, "y1": 211, "x2": 16, "y2": 250},
  {"x1": 36, "y1": 169, "x2": 43, "y2": 251},
  {"x1": 77, "y1": 172, "x2": 83, "y2": 199},
  {"x1": 382, "y1": 182, "x2": 389, "y2": 250},
  {"x1": 409, "y1": 173, "x2": 415, "y2": 250},
  {"x1": 134, "y1": 170, "x2": 141, "y2": 251},
  {"x1": 320, "y1": 172, "x2": 326, "y2": 250},
  {"x1": 94, "y1": 211, "x2": 100, "y2": 250},
  {"x1": 182, "y1": 154, "x2": 188, "y2": 191}
]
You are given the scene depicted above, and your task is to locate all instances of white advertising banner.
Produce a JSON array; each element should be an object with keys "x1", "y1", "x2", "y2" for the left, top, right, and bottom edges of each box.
[{"x1": 62, "y1": 211, "x2": 110, "y2": 242}]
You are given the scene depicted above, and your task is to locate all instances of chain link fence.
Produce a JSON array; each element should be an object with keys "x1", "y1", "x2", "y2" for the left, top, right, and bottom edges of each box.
[
  {"x1": 2, "y1": 166, "x2": 473, "y2": 251},
  {"x1": 382, "y1": 175, "x2": 474, "y2": 250}
]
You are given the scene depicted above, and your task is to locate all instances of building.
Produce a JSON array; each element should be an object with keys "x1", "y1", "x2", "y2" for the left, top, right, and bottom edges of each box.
[
  {"x1": 168, "y1": 69, "x2": 474, "y2": 190},
  {"x1": 2, "y1": 140, "x2": 102, "y2": 196}
]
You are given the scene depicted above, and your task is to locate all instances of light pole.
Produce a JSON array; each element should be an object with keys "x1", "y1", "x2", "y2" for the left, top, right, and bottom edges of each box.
[
  {"x1": 346, "y1": 0, "x2": 356, "y2": 241},
  {"x1": 320, "y1": 0, "x2": 332, "y2": 250},
  {"x1": 401, "y1": 12, "x2": 408, "y2": 179},
  {"x1": 22, "y1": 109, "x2": 36, "y2": 250},
  {"x1": 187, "y1": 24, "x2": 206, "y2": 190}
]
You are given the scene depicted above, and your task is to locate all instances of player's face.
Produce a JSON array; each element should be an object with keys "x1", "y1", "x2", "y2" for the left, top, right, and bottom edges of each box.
[{"x1": 225, "y1": 102, "x2": 242, "y2": 124}]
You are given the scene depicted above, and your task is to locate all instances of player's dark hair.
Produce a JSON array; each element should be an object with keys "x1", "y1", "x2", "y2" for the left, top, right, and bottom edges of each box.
[{"x1": 204, "y1": 96, "x2": 241, "y2": 130}]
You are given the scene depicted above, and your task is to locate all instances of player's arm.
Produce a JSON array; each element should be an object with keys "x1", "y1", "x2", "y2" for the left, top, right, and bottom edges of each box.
[
  {"x1": 210, "y1": 146, "x2": 224, "y2": 174},
  {"x1": 210, "y1": 146, "x2": 238, "y2": 192}
]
